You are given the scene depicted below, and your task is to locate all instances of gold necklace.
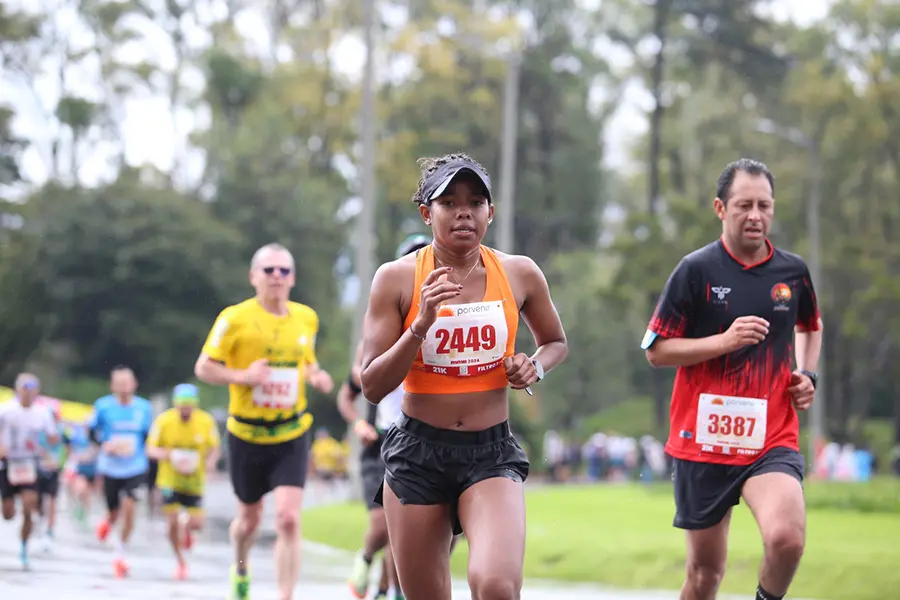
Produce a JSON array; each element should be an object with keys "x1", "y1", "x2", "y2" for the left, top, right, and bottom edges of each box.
[
  {"x1": 452, "y1": 260, "x2": 480, "y2": 285},
  {"x1": 436, "y1": 255, "x2": 480, "y2": 286}
]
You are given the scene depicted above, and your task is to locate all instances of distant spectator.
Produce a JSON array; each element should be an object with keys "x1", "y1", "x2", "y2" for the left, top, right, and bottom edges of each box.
[
  {"x1": 834, "y1": 443, "x2": 856, "y2": 481},
  {"x1": 543, "y1": 430, "x2": 565, "y2": 482},
  {"x1": 582, "y1": 433, "x2": 607, "y2": 482},
  {"x1": 853, "y1": 446, "x2": 873, "y2": 482},
  {"x1": 564, "y1": 441, "x2": 582, "y2": 477},
  {"x1": 639, "y1": 435, "x2": 667, "y2": 482}
]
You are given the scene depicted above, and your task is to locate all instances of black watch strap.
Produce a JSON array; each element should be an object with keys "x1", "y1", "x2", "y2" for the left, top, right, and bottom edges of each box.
[{"x1": 800, "y1": 369, "x2": 818, "y2": 389}]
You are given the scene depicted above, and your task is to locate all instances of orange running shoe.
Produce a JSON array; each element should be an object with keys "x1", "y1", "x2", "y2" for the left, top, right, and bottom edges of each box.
[
  {"x1": 113, "y1": 557, "x2": 129, "y2": 579},
  {"x1": 96, "y1": 520, "x2": 110, "y2": 543}
]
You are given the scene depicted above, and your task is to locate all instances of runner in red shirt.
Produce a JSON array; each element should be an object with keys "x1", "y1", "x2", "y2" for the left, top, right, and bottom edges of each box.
[{"x1": 641, "y1": 158, "x2": 823, "y2": 600}]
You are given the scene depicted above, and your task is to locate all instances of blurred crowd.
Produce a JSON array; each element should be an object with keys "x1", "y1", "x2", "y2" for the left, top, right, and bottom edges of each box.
[
  {"x1": 812, "y1": 441, "x2": 876, "y2": 482},
  {"x1": 541, "y1": 431, "x2": 891, "y2": 484},
  {"x1": 541, "y1": 429, "x2": 669, "y2": 484}
]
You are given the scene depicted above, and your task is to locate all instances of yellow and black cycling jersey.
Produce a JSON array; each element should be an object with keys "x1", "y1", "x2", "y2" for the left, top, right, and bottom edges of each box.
[
  {"x1": 201, "y1": 298, "x2": 319, "y2": 444},
  {"x1": 147, "y1": 407, "x2": 220, "y2": 496}
]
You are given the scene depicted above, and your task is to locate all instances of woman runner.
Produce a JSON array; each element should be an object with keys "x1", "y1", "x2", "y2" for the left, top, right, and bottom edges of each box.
[{"x1": 360, "y1": 152, "x2": 568, "y2": 600}]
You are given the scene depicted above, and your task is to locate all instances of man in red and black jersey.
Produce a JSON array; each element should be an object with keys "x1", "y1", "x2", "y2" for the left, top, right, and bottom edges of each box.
[{"x1": 641, "y1": 158, "x2": 823, "y2": 600}]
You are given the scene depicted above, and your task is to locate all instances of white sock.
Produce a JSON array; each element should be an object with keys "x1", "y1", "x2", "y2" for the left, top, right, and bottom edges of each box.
[{"x1": 113, "y1": 531, "x2": 126, "y2": 559}]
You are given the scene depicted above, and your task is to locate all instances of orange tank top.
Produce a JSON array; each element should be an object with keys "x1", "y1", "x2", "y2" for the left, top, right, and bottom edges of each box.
[{"x1": 403, "y1": 244, "x2": 519, "y2": 395}]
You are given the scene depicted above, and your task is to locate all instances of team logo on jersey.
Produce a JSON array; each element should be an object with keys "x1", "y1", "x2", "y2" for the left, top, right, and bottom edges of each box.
[
  {"x1": 711, "y1": 286, "x2": 731, "y2": 301},
  {"x1": 771, "y1": 283, "x2": 792, "y2": 311},
  {"x1": 710, "y1": 285, "x2": 731, "y2": 308}
]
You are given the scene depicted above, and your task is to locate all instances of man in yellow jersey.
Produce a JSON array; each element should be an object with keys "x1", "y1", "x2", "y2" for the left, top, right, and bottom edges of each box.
[
  {"x1": 311, "y1": 428, "x2": 341, "y2": 480},
  {"x1": 194, "y1": 242, "x2": 334, "y2": 600},
  {"x1": 146, "y1": 383, "x2": 220, "y2": 581}
]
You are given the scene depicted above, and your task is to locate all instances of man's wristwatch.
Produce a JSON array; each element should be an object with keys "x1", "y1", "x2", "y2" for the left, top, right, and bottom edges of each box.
[
  {"x1": 800, "y1": 369, "x2": 818, "y2": 389},
  {"x1": 532, "y1": 359, "x2": 545, "y2": 382}
]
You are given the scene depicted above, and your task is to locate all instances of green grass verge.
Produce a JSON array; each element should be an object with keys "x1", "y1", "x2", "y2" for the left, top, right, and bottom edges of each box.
[{"x1": 302, "y1": 479, "x2": 900, "y2": 600}]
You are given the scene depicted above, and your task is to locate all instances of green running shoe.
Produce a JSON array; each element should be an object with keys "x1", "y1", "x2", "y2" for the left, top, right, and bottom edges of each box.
[
  {"x1": 348, "y1": 551, "x2": 372, "y2": 598},
  {"x1": 228, "y1": 565, "x2": 250, "y2": 600}
]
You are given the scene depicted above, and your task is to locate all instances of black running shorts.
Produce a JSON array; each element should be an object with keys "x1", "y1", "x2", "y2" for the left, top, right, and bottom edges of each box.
[
  {"x1": 103, "y1": 474, "x2": 145, "y2": 512},
  {"x1": 375, "y1": 414, "x2": 529, "y2": 535},
  {"x1": 38, "y1": 471, "x2": 61, "y2": 498},
  {"x1": 672, "y1": 446, "x2": 805, "y2": 530},
  {"x1": 161, "y1": 489, "x2": 202, "y2": 513},
  {"x1": 227, "y1": 432, "x2": 310, "y2": 505}
]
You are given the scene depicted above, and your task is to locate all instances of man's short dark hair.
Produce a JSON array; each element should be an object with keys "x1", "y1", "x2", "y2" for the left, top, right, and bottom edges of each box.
[
  {"x1": 716, "y1": 158, "x2": 775, "y2": 204},
  {"x1": 110, "y1": 365, "x2": 133, "y2": 376}
]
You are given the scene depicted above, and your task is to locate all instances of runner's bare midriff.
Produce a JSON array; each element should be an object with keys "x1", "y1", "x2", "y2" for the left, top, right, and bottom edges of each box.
[{"x1": 401, "y1": 388, "x2": 508, "y2": 430}]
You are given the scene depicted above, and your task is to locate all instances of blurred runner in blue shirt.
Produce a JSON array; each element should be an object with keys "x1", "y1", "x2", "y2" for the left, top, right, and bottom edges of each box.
[
  {"x1": 66, "y1": 420, "x2": 99, "y2": 529},
  {"x1": 88, "y1": 365, "x2": 152, "y2": 578}
]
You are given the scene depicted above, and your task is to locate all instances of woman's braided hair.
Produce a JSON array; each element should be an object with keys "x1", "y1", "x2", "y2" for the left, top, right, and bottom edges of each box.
[{"x1": 411, "y1": 152, "x2": 490, "y2": 205}]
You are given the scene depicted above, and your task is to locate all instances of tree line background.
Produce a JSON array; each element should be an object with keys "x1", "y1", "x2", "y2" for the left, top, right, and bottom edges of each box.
[{"x1": 1, "y1": 0, "x2": 898, "y2": 467}]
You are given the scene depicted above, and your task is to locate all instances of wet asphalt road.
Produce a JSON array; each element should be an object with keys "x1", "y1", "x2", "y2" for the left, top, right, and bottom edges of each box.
[{"x1": 0, "y1": 476, "x2": 786, "y2": 599}]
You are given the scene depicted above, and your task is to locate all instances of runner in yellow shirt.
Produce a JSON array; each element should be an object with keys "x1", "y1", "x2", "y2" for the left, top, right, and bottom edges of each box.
[
  {"x1": 311, "y1": 428, "x2": 342, "y2": 480},
  {"x1": 146, "y1": 383, "x2": 220, "y2": 580},
  {"x1": 194, "y1": 242, "x2": 334, "y2": 600}
]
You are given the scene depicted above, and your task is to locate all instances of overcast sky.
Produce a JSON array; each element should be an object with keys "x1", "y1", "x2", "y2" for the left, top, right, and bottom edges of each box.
[{"x1": 2, "y1": 0, "x2": 832, "y2": 192}]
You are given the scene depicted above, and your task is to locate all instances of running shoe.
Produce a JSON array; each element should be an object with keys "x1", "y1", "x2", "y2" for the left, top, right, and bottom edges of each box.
[
  {"x1": 113, "y1": 557, "x2": 129, "y2": 578},
  {"x1": 76, "y1": 508, "x2": 90, "y2": 533},
  {"x1": 96, "y1": 519, "x2": 110, "y2": 542},
  {"x1": 174, "y1": 561, "x2": 188, "y2": 581},
  {"x1": 73, "y1": 502, "x2": 85, "y2": 523},
  {"x1": 229, "y1": 565, "x2": 251, "y2": 600},
  {"x1": 19, "y1": 542, "x2": 29, "y2": 571},
  {"x1": 348, "y1": 551, "x2": 371, "y2": 598}
]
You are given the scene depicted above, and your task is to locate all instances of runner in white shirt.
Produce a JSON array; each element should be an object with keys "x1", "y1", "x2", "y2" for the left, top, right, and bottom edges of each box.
[
  {"x1": 0, "y1": 373, "x2": 60, "y2": 569},
  {"x1": 339, "y1": 341, "x2": 404, "y2": 600}
]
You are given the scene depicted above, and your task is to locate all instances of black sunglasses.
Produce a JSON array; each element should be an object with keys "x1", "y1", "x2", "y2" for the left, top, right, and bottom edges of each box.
[{"x1": 263, "y1": 266, "x2": 292, "y2": 276}]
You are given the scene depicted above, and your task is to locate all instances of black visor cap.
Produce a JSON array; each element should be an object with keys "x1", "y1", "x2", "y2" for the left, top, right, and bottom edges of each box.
[{"x1": 420, "y1": 158, "x2": 492, "y2": 204}]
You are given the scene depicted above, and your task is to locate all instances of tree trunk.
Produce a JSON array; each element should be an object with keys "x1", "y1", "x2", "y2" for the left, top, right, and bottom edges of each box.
[{"x1": 648, "y1": 0, "x2": 671, "y2": 430}]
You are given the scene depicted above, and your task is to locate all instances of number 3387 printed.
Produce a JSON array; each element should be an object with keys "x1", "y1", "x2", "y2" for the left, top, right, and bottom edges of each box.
[{"x1": 706, "y1": 413, "x2": 757, "y2": 437}]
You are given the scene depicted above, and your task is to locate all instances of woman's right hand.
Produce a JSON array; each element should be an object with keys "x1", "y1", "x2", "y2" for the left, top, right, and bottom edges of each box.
[{"x1": 411, "y1": 266, "x2": 460, "y2": 336}]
